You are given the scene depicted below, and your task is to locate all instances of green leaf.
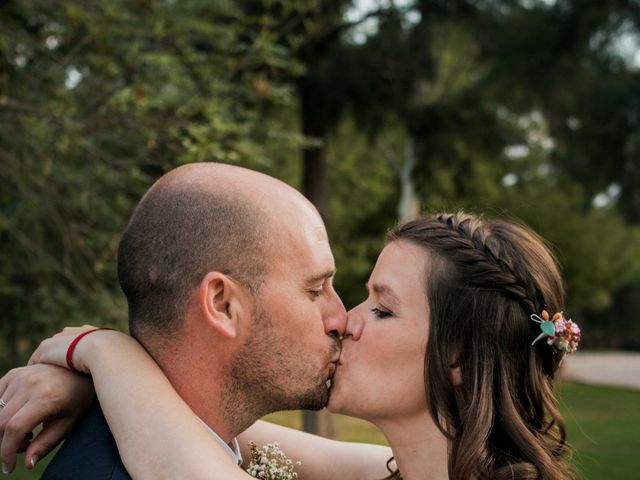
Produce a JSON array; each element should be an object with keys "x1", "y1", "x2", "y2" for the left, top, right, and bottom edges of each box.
[{"x1": 541, "y1": 321, "x2": 556, "y2": 337}]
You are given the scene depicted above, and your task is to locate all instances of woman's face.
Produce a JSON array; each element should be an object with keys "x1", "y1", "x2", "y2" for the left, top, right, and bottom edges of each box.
[{"x1": 328, "y1": 240, "x2": 430, "y2": 421}]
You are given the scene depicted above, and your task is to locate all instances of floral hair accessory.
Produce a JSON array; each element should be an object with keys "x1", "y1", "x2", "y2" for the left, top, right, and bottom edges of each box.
[{"x1": 530, "y1": 310, "x2": 581, "y2": 354}]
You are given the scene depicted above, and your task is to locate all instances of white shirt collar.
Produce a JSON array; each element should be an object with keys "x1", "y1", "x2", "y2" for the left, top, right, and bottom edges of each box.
[{"x1": 198, "y1": 419, "x2": 243, "y2": 466}]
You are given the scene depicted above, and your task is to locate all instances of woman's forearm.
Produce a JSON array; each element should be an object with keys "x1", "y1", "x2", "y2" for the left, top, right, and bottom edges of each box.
[{"x1": 238, "y1": 420, "x2": 392, "y2": 480}]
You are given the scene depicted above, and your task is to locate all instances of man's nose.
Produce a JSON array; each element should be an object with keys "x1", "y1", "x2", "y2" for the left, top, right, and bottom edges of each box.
[{"x1": 323, "y1": 292, "x2": 347, "y2": 337}]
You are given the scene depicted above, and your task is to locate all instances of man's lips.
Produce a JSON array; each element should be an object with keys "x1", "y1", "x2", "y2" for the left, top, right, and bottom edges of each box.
[
  {"x1": 329, "y1": 360, "x2": 339, "y2": 374},
  {"x1": 325, "y1": 360, "x2": 339, "y2": 387},
  {"x1": 329, "y1": 345, "x2": 341, "y2": 365}
]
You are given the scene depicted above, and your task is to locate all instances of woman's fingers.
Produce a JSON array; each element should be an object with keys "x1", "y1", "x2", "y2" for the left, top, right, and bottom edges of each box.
[
  {"x1": 23, "y1": 417, "x2": 76, "y2": 470},
  {"x1": 0, "y1": 398, "x2": 35, "y2": 473},
  {"x1": 0, "y1": 364, "x2": 95, "y2": 473},
  {"x1": 0, "y1": 368, "x2": 32, "y2": 473}
]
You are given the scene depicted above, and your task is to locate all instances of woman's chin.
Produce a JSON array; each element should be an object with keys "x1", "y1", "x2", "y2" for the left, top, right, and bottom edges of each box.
[
  {"x1": 327, "y1": 367, "x2": 359, "y2": 414},
  {"x1": 326, "y1": 379, "x2": 349, "y2": 414},
  {"x1": 326, "y1": 387, "x2": 342, "y2": 413},
  {"x1": 327, "y1": 388, "x2": 370, "y2": 420}
]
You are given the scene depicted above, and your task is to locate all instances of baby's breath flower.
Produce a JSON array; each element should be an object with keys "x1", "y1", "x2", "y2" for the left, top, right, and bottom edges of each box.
[{"x1": 246, "y1": 441, "x2": 301, "y2": 480}]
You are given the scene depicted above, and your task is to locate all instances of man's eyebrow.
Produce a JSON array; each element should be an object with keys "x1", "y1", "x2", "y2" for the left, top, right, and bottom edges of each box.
[
  {"x1": 366, "y1": 282, "x2": 400, "y2": 306},
  {"x1": 304, "y1": 269, "x2": 336, "y2": 286}
]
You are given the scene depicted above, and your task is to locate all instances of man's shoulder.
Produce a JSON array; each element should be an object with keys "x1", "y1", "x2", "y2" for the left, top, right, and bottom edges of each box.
[{"x1": 42, "y1": 401, "x2": 132, "y2": 480}]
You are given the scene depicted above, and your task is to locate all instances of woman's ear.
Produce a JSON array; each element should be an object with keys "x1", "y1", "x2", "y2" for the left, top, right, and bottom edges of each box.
[
  {"x1": 198, "y1": 272, "x2": 244, "y2": 339},
  {"x1": 449, "y1": 356, "x2": 463, "y2": 387}
]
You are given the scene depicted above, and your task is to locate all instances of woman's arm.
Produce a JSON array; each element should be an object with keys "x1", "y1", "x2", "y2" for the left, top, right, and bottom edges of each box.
[
  {"x1": 239, "y1": 421, "x2": 393, "y2": 480},
  {"x1": 0, "y1": 367, "x2": 393, "y2": 480},
  {"x1": 28, "y1": 327, "x2": 250, "y2": 480}
]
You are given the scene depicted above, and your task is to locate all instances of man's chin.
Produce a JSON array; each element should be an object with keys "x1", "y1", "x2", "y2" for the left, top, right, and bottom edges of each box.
[
  {"x1": 298, "y1": 385, "x2": 329, "y2": 411},
  {"x1": 270, "y1": 381, "x2": 329, "y2": 412}
]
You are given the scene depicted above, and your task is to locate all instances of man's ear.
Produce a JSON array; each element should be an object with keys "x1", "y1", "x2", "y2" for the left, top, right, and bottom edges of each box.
[{"x1": 198, "y1": 272, "x2": 245, "y2": 339}]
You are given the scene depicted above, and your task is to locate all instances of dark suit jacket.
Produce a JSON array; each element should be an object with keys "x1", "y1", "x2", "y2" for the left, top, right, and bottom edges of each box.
[{"x1": 42, "y1": 401, "x2": 132, "y2": 480}]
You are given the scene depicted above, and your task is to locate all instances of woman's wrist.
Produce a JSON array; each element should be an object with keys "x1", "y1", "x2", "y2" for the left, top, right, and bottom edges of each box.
[{"x1": 71, "y1": 329, "x2": 129, "y2": 374}]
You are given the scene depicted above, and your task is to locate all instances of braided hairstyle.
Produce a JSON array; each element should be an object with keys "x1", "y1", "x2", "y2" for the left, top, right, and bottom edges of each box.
[{"x1": 386, "y1": 211, "x2": 573, "y2": 480}]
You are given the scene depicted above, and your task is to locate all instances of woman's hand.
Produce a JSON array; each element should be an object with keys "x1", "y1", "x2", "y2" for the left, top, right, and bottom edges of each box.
[
  {"x1": 0, "y1": 325, "x2": 125, "y2": 473},
  {"x1": 29, "y1": 325, "x2": 127, "y2": 374},
  {"x1": 0, "y1": 364, "x2": 95, "y2": 473}
]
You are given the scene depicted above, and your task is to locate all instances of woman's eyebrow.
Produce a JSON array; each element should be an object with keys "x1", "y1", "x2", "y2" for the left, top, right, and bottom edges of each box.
[{"x1": 366, "y1": 282, "x2": 400, "y2": 307}]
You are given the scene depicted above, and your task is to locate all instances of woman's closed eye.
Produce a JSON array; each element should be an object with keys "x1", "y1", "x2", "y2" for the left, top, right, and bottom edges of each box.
[{"x1": 371, "y1": 307, "x2": 393, "y2": 319}]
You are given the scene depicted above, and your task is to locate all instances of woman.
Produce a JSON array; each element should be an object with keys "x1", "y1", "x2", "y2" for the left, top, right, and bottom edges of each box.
[{"x1": 0, "y1": 212, "x2": 578, "y2": 479}]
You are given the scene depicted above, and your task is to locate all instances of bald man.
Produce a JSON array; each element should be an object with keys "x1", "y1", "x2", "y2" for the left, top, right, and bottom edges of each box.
[{"x1": 12, "y1": 164, "x2": 347, "y2": 479}]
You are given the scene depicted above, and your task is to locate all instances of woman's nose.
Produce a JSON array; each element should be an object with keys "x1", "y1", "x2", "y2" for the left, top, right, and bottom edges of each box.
[{"x1": 345, "y1": 305, "x2": 366, "y2": 340}]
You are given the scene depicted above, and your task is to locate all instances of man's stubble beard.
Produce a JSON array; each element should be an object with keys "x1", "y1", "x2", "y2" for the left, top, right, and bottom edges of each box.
[{"x1": 227, "y1": 306, "x2": 331, "y2": 427}]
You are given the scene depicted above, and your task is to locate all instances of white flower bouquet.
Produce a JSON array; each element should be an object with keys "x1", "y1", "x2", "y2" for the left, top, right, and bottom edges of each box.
[{"x1": 246, "y1": 442, "x2": 301, "y2": 480}]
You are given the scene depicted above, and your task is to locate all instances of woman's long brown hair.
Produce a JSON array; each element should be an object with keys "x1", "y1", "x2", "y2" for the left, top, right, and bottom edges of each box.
[{"x1": 385, "y1": 212, "x2": 574, "y2": 479}]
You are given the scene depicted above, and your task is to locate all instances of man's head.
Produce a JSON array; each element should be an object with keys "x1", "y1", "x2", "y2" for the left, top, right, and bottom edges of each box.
[
  {"x1": 118, "y1": 166, "x2": 268, "y2": 338},
  {"x1": 117, "y1": 163, "x2": 345, "y2": 424}
]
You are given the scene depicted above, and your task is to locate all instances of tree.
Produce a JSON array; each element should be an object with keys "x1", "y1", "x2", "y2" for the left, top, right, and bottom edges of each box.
[
  {"x1": 0, "y1": 0, "x2": 303, "y2": 369},
  {"x1": 324, "y1": 0, "x2": 640, "y2": 346}
]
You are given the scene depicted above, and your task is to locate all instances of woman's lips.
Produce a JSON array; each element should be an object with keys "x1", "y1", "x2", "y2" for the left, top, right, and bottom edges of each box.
[{"x1": 337, "y1": 347, "x2": 345, "y2": 366}]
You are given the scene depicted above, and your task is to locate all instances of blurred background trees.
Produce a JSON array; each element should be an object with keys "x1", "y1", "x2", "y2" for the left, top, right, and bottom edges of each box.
[{"x1": 2, "y1": 0, "x2": 639, "y2": 373}]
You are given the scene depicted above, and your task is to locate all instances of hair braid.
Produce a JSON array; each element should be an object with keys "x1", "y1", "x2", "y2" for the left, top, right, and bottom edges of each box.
[{"x1": 432, "y1": 212, "x2": 543, "y2": 315}]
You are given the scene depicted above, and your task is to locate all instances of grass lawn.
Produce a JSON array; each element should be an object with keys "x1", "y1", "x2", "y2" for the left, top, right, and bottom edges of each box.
[
  {"x1": 557, "y1": 383, "x2": 640, "y2": 479},
  {"x1": 9, "y1": 382, "x2": 639, "y2": 479}
]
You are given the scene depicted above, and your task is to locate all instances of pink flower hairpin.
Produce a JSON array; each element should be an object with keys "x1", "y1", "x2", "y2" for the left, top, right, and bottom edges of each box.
[{"x1": 530, "y1": 310, "x2": 581, "y2": 354}]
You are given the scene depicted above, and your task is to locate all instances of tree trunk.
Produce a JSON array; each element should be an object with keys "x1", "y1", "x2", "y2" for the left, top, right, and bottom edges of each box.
[
  {"x1": 302, "y1": 147, "x2": 329, "y2": 222},
  {"x1": 302, "y1": 409, "x2": 335, "y2": 437},
  {"x1": 299, "y1": 78, "x2": 330, "y2": 223},
  {"x1": 299, "y1": 79, "x2": 335, "y2": 438},
  {"x1": 397, "y1": 136, "x2": 420, "y2": 222}
]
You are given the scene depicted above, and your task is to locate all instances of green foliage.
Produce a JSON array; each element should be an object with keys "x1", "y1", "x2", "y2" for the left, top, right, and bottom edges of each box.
[
  {"x1": 1, "y1": 0, "x2": 640, "y2": 369},
  {"x1": 503, "y1": 183, "x2": 640, "y2": 313},
  {"x1": 328, "y1": 118, "x2": 397, "y2": 308},
  {"x1": 321, "y1": 0, "x2": 640, "y2": 344},
  {"x1": 0, "y1": 0, "x2": 306, "y2": 366}
]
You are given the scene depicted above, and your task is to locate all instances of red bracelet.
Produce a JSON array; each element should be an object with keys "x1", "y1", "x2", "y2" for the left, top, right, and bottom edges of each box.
[{"x1": 66, "y1": 328, "x2": 111, "y2": 372}]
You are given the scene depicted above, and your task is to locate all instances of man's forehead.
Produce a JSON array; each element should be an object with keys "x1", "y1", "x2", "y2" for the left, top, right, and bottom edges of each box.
[
  {"x1": 271, "y1": 230, "x2": 335, "y2": 282},
  {"x1": 264, "y1": 195, "x2": 334, "y2": 261}
]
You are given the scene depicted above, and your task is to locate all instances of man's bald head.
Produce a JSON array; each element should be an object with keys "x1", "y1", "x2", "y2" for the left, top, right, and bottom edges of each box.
[{"x1": 117, "y1": 163, "x2": 318, "y2": 343}]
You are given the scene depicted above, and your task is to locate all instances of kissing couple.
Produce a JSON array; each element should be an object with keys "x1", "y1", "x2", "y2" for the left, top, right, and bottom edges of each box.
[{"x1": 0, "y1": 163, "x2": 579, "y2": 479}]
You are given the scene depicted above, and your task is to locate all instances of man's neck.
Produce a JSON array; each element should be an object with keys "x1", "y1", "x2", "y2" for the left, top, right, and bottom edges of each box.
[{"x1": 151, "y1": 343, "x2": 258, "y2": 443}]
